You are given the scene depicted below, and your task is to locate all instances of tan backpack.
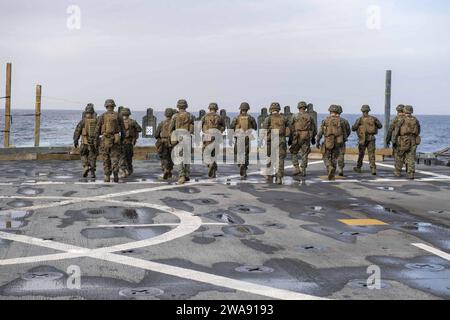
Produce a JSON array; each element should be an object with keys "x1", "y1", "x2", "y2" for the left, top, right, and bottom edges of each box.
[
  {"x1": 160, "y1": 119, "x2": 172, "y2": 139},
  {"x1": 236, "y1": 116, "x2": 250, "y2": 132},
  {"x1": 82, "y1": 118, "x2": 97, "y2": 144},
  {"x1": 269, "y1": 114, "x2": 286, "y2": 136},
  {"x1": 203, "y1": 113, "x2": 221, "y2": 132},
  {"x1": 361, "y1": 116, "x2": 377, "y2": 135},
  {"x1": 324, "y1": 116, "x2": 344, "y2": 148},
  {"x1": 102, "y1": 112, "x2": 120, "y2": 136},
  {"x1": 294, "y1": 113, "x2": 312, "y2": 132},
  {"x1": 400, "y1": 116, "x2": 419, "y2": 136},
  {"x1": 175, "y1": 111, "x2": 192, "y2": 131}
]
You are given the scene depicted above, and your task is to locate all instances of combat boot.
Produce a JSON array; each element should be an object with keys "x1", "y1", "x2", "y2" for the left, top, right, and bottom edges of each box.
[
  {"x1": 167, "y1": 171, "x2": 173, "y2": 179},
  {"x1": 338, "y1": 168, "x2": 344, "y2": 177},
  {"x1": 293, "y1": 165, "x2": 301, "y2": 176},
  {"x1": 208, "y1": 166, "x2": 215, "y2": 178},
  {"x1": 265, "y1": 175, "x2": 273, "y2": 183},
  {"x1": 113, "y1": 172, "x2": 119, "y2": 183},
  {"x1": 394, "y1": 170, "x2": 401, "y2": 177},
  {"x1": 301, "y1": 167, "x2": 306, "y2": 177},
  {"x1": 353, "y1": 167, "x2": 362, "y2": 173},
  {"x1": 91, "y1": 170, "x2": 96, "y2": 179},
  {"x1": 407, "y1": 173, "x2": 415, "y2": 180},
  {"x1": 240, "y1": 167, "x2": 247, "y2": 180},
  {"x1": 239, "y1": 166, "x2": 245, "y2": 177},
  {"x1": 82, "y1": 167, "x2": 89, "y2": 178},
  {"x1": 371, "y1": 168, "x2": 377, "y2": 176},
  {"x1": 275, "y1": 176, "x2": 283, "y2": 185},
  {"x1": 327, "y1": 169, "x2": 335, "y2": 181},
  {"x1": 178, "y1": 176, "x2": 186, "y2": 185},
  {"x1": 163, "y1": 170, "x2": 170, "y2": 180},
  {"x1": 104, "y1": 175, "x2": 111, "y2": 183}
]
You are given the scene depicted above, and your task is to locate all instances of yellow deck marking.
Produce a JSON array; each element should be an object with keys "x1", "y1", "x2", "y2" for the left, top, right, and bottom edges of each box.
[{"x1": 339, "y1": 219, "x2": 387, "y2": 226}]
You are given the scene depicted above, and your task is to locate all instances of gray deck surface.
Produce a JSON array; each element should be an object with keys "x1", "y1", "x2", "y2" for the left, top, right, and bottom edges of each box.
[{"x1": 0, "y1": 159, "x2": 449, "y2": 300}]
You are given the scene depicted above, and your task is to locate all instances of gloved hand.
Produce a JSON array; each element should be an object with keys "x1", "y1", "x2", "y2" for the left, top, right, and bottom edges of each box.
[
  {"x1": 74, "y1": 140, "x2": 78, "y2": 148},
  {"x1": 311, "y1": 138, "x2": 316, "y2": 145},
  {"x1": 288, "y1": 137, "x2": 293, "y2": 146},
  {"x1": 316, "y1": 143, "x2": 321, "y2": 149}
]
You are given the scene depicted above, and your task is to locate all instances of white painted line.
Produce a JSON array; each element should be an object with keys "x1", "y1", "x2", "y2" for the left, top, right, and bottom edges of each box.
[
  {"x1": 374, "y1": 162, "x2": 450, "y2": 179},
  {"x1": 0, "y1": 230, "x2": 87, "y2": 253},
  {"x1": 0, "y1": 253, "x2": 83, "y2": 266},
  {"x1": 412, "y1": 243, "x2": 450, "y2": 261},
  {"x1": 102, "y1": 253, "x2": 326, "y2": 300}
]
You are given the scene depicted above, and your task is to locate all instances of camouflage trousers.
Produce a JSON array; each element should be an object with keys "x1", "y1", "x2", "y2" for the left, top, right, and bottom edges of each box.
[
  {"x1": 100, "y1": 139, "x2": 121, "y2": 176},
  {"x1": 290, "y1": 140, "x2": 311, "y2": 169},
  {"x1": 120, "y1": 143, "x2": 134, "y2": 174},
  {"x1": 395, "y1": 145, "x2": 417, "y2": 174},
  {"x1": 203, "y1": 140, "x2": 218, "y2": 174},
  {"x1": 356, "y1": 139, "x2": 377, "y2": 169},
  {"x1": 234, "y1": 137, "x2": 251, "y2": 171},
  {"x1": 337, "y1": 144, "x2": 346, "y2": 171},
  {"x1": 80, "y1": 144, "x2": 98, "y2": 172},
  {"x1": 156, "y1": 139, "x2": 173, "y2": 173},
  {"x1": 266, "y1": 139, "x2": 287, "y2": 178},
  {"x1": 171, "y1": 141, "x2": 191, "y2": 179},
  {"x1": 321, "y1": 145, "x2": 341, "y2": 175}
]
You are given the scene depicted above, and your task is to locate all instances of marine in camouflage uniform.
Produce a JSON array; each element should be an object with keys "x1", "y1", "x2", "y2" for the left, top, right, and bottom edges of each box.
[
  {"x1": 263, "y1": 102, "x2": 289, "y2": 185},
  {"x1": 170, "y1": 99, "x2": 195, "y2": 184},
  {"x1": 94, "y1": 99, "x2": 125, "y2": 183},
  {"x1": 230, "y1": 102, "x2": 257, "y2": 179},
  {"x1": 392, "y1": 105, "x2": 421, "y2": 179},
  {"x1": 386, "y1": 105, "x2": 405, "y2": 162},
  {"x1": 335, "y1": 105, "x2": 351, "y2": 176},
  {"x1": 155, "y1": 108, "x2": 175, "y2": 180},
  {"x1": 119, "y1": 108, "x2": 142, "y2": 177},
  {"x1": 73, "y1": 104, "x2": 99, "y2": 179},
  {"x1": 316, "y1": 105, "x2": 346, "y2": 180},
  {"x1": 352, "y1": 105, "x2": 383, "y2": 175},
  {"x1": 288, "y1": 101, "x2": 317, "y2": 177},
  {"x1": 201, "y1": 103, "x2": 225, "y2": 178}
]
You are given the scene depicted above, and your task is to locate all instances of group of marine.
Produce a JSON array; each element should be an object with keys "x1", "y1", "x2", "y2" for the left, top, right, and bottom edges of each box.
[{"x1": 73, "y1": 99, "x2": 421, "y2": 184}]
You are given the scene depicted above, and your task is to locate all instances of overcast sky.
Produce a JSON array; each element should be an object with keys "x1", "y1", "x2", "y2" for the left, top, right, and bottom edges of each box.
[{"x1": 1, "y1": 0, "x2": 449, "y2": 114}]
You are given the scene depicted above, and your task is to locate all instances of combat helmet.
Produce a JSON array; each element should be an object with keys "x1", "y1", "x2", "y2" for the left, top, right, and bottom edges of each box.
[
  {"x1": 404, "y1": 105, "x2": 414, "y2": 114},
  {"x1": 361, "y1": 105, "x2": 371, "y2": 113},
  {"x1": 270, "y1": 102, "x2": 281, "y2": 112},
  {"x1": 239, "y1": 102, "x2": 250, "y2": 111},
  {"x1": 328, "y1": 105, "x2": 339, "y2": 113},
  {"x1": 165, "y1": 108, "x2": 174, "y2": 118},
  {"x1": 104, "y1": 99, "x2": 116, "y2": 108},
  {"x1": 208, "y1": 103, "x2": 218, "y2": 111},
  {"x1": 85, "y1": 104, "x2": 95, "y2": 114},
  {"x1": 121, "y1": 108, "x2": 131, "y2": 116},
  {"x1": 396, "y1": 104, "x2": 405, "y2": 112},
  {"x1": 297, "y1": 101, "x2": 307, "y2": 110},
  {"x1": 177, "y1": 99, "x2": 188, "y2": 109}
]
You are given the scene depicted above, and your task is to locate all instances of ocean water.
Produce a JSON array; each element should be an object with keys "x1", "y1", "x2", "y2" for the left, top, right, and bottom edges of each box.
[{"x1": 0, "y1": 109, "x2": 449, "y2": 153}]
